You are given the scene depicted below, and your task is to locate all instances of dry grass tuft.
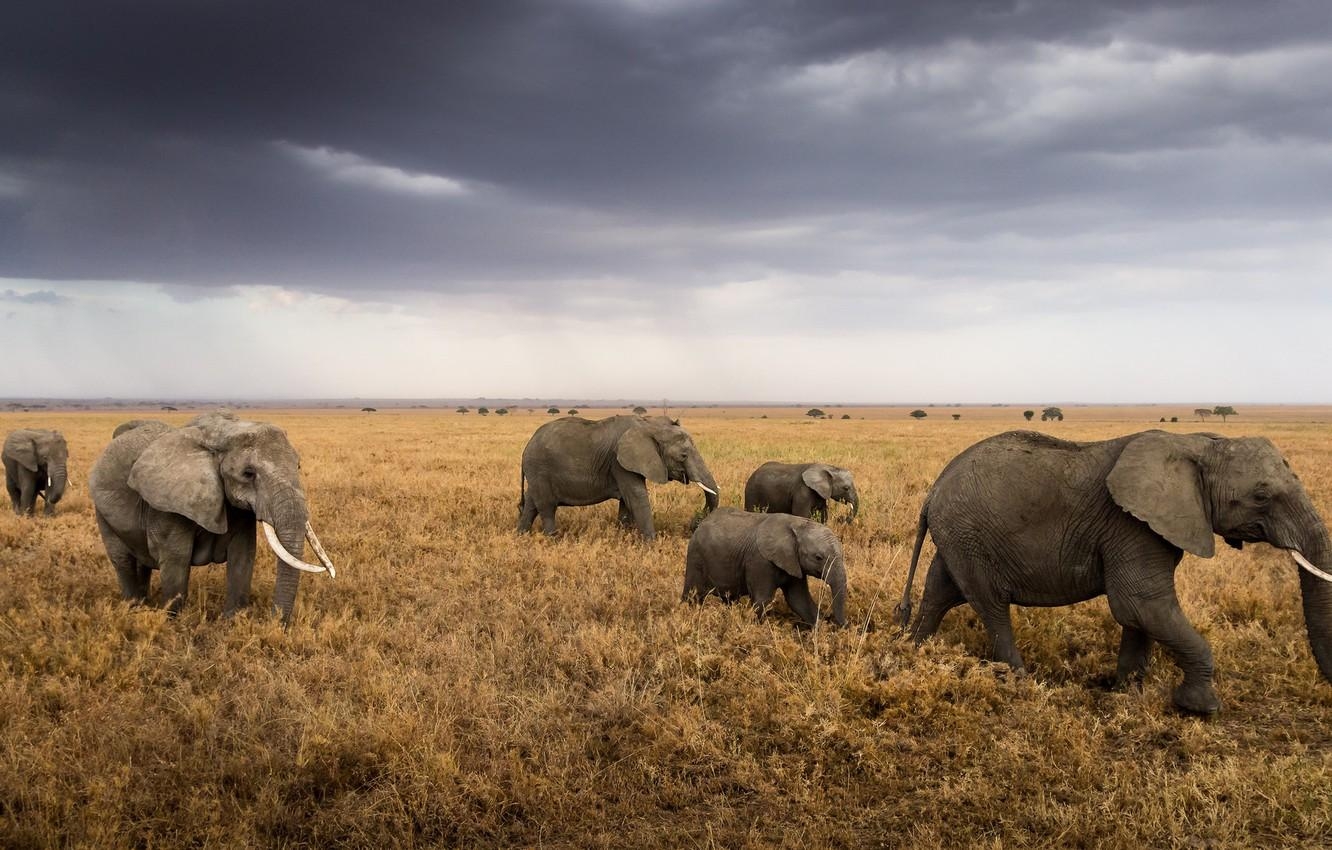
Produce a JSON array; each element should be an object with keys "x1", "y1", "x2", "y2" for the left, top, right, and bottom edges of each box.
[{"x1": 2, "y1": 410, "x2": 1332, "y2": 847}]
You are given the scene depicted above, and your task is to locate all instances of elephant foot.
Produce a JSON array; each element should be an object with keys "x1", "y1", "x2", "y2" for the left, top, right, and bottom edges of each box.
[{"x1": 1172, "y1": 681, "x2": 1221, "y2": 715}]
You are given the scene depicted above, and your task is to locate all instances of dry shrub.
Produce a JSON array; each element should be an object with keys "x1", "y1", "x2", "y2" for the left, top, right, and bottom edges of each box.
[{"x1": 1, "y1": 411, "x2": 1331, "y2": 848}]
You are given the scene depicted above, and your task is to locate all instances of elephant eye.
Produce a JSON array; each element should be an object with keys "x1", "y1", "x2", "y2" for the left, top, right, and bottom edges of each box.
[{"x1": 1253, "y1": 489, "x2": 1270, "y2": 504}]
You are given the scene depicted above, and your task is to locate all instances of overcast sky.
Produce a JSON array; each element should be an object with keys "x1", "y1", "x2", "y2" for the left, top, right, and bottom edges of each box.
[{"x1": 2, "y1": 0, "x2": 1330, "y2": 402}]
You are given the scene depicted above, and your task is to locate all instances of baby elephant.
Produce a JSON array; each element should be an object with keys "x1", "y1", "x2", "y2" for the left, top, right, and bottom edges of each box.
[
  {"x1": 684, "y1": 508, "x2": 847, "y2": 626},
  {"x1": 744, "y1": 461, "x2": 859, "y2": 522}
]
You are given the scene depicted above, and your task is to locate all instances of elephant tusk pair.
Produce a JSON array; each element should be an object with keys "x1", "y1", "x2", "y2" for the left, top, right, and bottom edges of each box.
[
  {"x1": 695, "y1": 481, "x2": 718, "y2": 496},
  {"x1": 261, "y1": 521, "x2": 337, "y2": 578},
  {"x1": 1291, "y1": 550, "x2": 1332, "y2": 584}
]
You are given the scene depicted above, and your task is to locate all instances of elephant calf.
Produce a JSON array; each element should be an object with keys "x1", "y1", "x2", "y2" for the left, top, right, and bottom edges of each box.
[
  {"x1": 684, "y1": 508, "x2": 847, "y2": 627},
  {"x1": 744, "y1": 461, "x2": 859, "y2": 522},
  {"x1": 4, "y1": 428, "x2": 68, "y2": 516}
]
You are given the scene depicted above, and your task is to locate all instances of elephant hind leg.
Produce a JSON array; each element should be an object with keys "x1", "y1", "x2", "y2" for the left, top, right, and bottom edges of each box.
[
  {"x1": 517, "y1": 496, "x2": 538, "y2": 534},
  {"x1": 910, "y1": 554, "x2": 966, "y2": 644},
  {"x1": 538, "y1": 504, "x2": 558, "y2": 536}
]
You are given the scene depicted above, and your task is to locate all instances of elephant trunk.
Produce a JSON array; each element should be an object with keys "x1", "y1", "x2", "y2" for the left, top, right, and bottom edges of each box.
[
  {"x1": 264, "y1": 492, "x2": 311, "y2": 627},
  {"x1": 47, "y1": 460, "x2": 67, "y2": 504},
  {"x1": 1294, "y1": 517, "x2": 1332, "y2": 684},
  {"x1": 846, "y1": 489, "x2": 859, "y2": 520},
  {"x1": 686, "y1": 454, "x2": 720, "y2": 515}
]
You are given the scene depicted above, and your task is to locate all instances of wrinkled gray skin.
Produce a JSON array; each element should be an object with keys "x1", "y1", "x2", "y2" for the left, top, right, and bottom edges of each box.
[
  {"x1": 684, "y1": 508, "x2": 847, "y2": 627},
  {"x1": 744, "y1": 461, "x2": 859, "y2": 522},
  {"x1": 897, "y1": 430, "x2": 1332, "y2": 714},
  {"x1": 518, "y1": 415, "x2": 720, "y2": 541},
  {"x1": 89, "y1": 411, "x2": 319, "y2": 624},
  {"x1": 112, "y1": 419, "x2": 169, "y2": 439},
  {"x1": 4, "y1": 429, "x2": 69, "y2": 516}
]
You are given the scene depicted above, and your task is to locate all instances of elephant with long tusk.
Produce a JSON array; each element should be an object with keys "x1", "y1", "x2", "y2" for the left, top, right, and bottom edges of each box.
[
  {"x1": 518, "y1": 414, "x2": 721, "y2": 541},
  {"x1": 896, "y1": 429, "x2": 1332, "y2": 714},
  {"x1": 89, "y1": 411, "x2": 337, "y2": 625}
]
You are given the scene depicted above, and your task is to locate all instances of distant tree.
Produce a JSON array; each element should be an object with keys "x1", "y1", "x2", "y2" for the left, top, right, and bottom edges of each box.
[
  {"x1": 361, "y1": 407, "x2": 376, "y2": 413},
  {"x1": 909, "y1": 409, "x2": 927, "y2": 420},
  {"x1": 1194, "y1": 408, "x2": 1212, "y2": 422},
  {"x1": 496, "y1": 408, "x2": 509, "y2": 416},
  {"x1": 1041, "y1": 407, "x2": 1064, "y2": 421},
  {"x1": 760, "y1": 414, "x2": 768, "y2": 419},
  {"x1": 1170, "y1": 417, "x2": 1178, "y2": 423},
  {"x1": 952, "y1": 414, "x2": 961, "y2": 420},
  {"x1": 1023, "y1": 410, "x2": 1035, "y2": 421},
  {"x1": 547, "y1": 406, "x2": 559, "y2": 415},
  {"x1": 568, "y1": 409, "x2": 579, "y2": 415},
  {"x1": 478, "y1": 406, "x2": 490, "y2": 415},
  {"x1": 806, "y1": 408, "x2": 825, "y2": 419},
  {"x1": 841, "y1": 414, "x2": 851, "y2": 420},
  {"x1": 161, "y1": 405, "x2": 178, "y2": 411},
  {"x1": 456, "y1": 406, "x2": 468, "y2": 414},
  {"x1": 1213, "y1": 405, "x2": 1237, "y2": 422}
]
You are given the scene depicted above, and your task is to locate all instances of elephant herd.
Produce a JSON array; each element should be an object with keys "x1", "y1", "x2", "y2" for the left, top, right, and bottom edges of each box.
[{"x1": 7, "y1": 410, "x2": 1332, "y2": 715}]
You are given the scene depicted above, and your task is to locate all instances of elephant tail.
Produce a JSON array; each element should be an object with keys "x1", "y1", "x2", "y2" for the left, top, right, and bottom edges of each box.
[
  {"x1": 894, "y1": 504, "x2": 930, "y2": 633},
  {"x1": 519, "y1": 470, "x2": 526, "y2": 509}
]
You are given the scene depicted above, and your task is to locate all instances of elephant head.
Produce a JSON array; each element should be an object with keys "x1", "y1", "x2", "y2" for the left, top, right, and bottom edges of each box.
[
  {"x1": 616, "y1": 416, "x2": 720, "y2": 515},
  {"x1": 803, "y1": 464, "x2": 859, "y2": 520},
  {"x1": 758, "y1": 516, "x2": 848, "y2": 626},
  {"x1": 126, "y1": 412, "x2": 334, "y2": 623},
  {"x1": 9, "y1": 429, "x2": 68, "y2": 507},
  {"x1": 1108, "y1": 432, "x2": 1332, "y2": 683}
]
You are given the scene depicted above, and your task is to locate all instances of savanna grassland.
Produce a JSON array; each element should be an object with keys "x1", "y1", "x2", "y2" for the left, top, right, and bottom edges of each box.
[{"x1": 3, "y1": 407, "x2": 1332, "y2": 849}]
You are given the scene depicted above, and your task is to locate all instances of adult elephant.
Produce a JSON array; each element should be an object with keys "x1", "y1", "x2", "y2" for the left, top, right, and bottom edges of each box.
[
  {"x1": 89, "y1": 411, "x2": 336, "y2": 624},
  {"x1": 684, "y1": 508, "x2": 847, "y2": 627},
  {"x1": 112, "y1": 418, "x2": 168, "y2": 438},
  {"x1": 4, "y1": 429, "x2": 68, "y2": 516},
  {"x1": 744, "y1": 461, "x2": 859, "y2": 522},
  {"x1": 895, "y1": 429, "x2": 1332, "y2": 714},
  {"x1": 518, "y1": 415, "x2": 719, "y2": 541}
]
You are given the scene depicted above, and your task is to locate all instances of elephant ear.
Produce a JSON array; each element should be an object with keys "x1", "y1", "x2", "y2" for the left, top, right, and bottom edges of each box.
[
  {"x1": 6, "y1": 435, "x2": 39, "y2": 472},
  {"x1": 616, "y1": 427, "x2": 668, "y2": 484},
  {"x1": 801, "y1": 465, "x2": 834, "y2": 499},
  {"x1": 127, "y1": 428, "x2": 228, "y2": 534},
  {"x1": 1107, "y1": 432, "x2": 1214, "y2": 558},
  {"x1": 757, "y1": 517, "x2": 803, "y2": 578}
]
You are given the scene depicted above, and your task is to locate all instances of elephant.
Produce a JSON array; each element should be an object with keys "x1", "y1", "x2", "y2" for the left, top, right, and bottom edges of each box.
[
  {"x1": 88, "y1": 411, "x2": 336, "y2": 624},
  {"x1": 4, "y1": 429, "x2": 68, "y2": 516},
  {"x1": 744, "y1": 461, "x2": 859, "y2": 522},
  {"x1": 895, "y1": 429, "x2": 1332, "y2": 714},
  {"x1": 683, "y1": 508, "x2": 847, "y2": 627},
  {"x1": 112, "y1": 418, "x2": 168, "y2": 438},
  {"x1": 518, "y1": 414, "x2": 720, "y2": 541}
]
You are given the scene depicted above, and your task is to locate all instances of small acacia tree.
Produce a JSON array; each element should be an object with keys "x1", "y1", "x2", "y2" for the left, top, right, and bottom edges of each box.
[
  {"x1": 1194, "y1": 408, "x2": 1212, "y2": 422},
  {"x1": 806, "y1": 408, "x2": 825, "y2": 419},
  {"x1": 496, "y1": 408, "x2": 509, "y2": 416},
  {"x1": 952, "y1": 413, "x2": 961, "y2": 420},
  {"x1": 909, "y1": 409, "x2": 927, "y2": 419},
  {"x1": 478, "y1": 406, "x2": 490, "y2": 415},
  {"x1": 1041, "y1": 407, "x2": 1064, "y2": 421},
  {"x1": 568, "y1": 409, "x2": 579, "y2": 415},
  {"x1": 456, "y1": 406, "x2": 468, "y2": 414},
  {"x1": 1213, "y1": 405, "x2": 1237, "y2": 422},
  {"x1": 1023, "y1": 410, "x2": 1035, "y2": 421},
  {"x1": 547, "y1": 406, "x2": 559, "y2": 415},
  {"x1": 633, "y1": 406, "x2": 648, "y2": 415}
]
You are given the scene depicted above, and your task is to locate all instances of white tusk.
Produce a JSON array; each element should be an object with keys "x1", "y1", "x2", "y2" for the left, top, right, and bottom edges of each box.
[
  {"x1": 1291, "y1": 550, "x2": 1332, "y2": 584},
  {"x1": 305, "y1": 521, "x2": 337, "y2": 578},
  {"x1": 695, "y1": 481, "x2": 718, "y2": 496},
  {"x1": 261, "y1": 522, "x2": 332, "y2": 575}
]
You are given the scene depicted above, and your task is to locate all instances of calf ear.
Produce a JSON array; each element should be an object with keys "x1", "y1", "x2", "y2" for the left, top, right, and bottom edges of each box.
[
  {"x1": 1107, "y1": 432, "x2": 1214, "y2": 558},
  {"x1": 801, "y1": 465, "x2": 834, "y2": 499},
  {"x1": 756, "y1": 517, "x2": 803, "y2": 578},
  {"x1": 128, "y1": 428, "x2": 228, "y2": 534},
  {"x1": 7, "y1": 436, "x2": 39, "y2": 472},
  {"x1": 616, "y1": 428, "x2": 668, "y2": 484}
]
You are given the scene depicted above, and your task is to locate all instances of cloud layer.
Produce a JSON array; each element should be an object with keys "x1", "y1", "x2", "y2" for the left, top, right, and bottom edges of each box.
[{"x1": 1, "y1": 1, "x2": 1329, "y2": 399}]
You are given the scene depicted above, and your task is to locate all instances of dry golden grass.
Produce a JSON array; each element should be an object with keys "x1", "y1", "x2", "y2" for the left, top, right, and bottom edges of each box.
[{"x1": 3, "y1": 408, "x2": 1332, "y2": 848}]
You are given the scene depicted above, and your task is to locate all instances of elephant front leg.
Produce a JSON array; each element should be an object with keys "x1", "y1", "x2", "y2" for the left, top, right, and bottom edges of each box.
[
  {"x1": 5, "y1": 475, "x2": 19, "y2": 514},
  {"x1": 1114, "y1": 626, "x2": 1155, "y2": 688},
  {"x1": 224, "y1": 519, "x2": 257, "y2": 617},
  {"x1": 150, "y1": 526, "x2": 195, "y2": 617},
  {"x1": 782, "y1": 578, "x2": 820, "y2": 627},
  {"x1": 17, "y1": 476, "x2": 36, "y2": 516},
  {"x1": 613, "y1": 470, "x2": 655, "y2": 541},
  {"x1": 1108, "y1": 571, "x2": 1218, "y2": 714}
]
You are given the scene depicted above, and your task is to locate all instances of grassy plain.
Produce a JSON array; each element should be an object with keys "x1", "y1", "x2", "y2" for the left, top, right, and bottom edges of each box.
[{"x1": 2, "y1": 406, "x2": 1331, "y2": 848}]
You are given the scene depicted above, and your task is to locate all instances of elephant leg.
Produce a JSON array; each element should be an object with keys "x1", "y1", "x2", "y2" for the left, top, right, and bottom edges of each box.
[
  {"x1": 6, "y1": 476, "x2": 19, "y2": 514},
  {"x1": 783, "y1": 578, "x2": 820, "y2": 627},
  {"x1": 517, "y1": 495, "x2": 538, "y2": 534},
  {"x1": 538, "y1": 503, "x2": 558, "y2": 536},
  {"x1": 681, "y1": 548, "x2": 708, "y2": 603},
  {"x1": 18, "y1": 477, "x2": 36, "y2": 516},
  {"x1": 910, "y1": 554, "x2": 966, "y2": 644},
  {"x1": 969, "y1": 598, "x2": 1024, "y2": 670},
  {"x1": 748, "y1": 574, "x2": 778, "y2": 621},
  {"x1": 1114, "y1": 626, "x2": 1155, "y2": 687},
  {"x1": 618, "y1": 480, "x2": 655, "y2": 541},
  {"x1": 811, "y1": 497, "x2": 828, "y2": 524},
  {"x1": 617, "y1": 499, "x2": 635, "y2": 528},
  {"x1": 1107, "y1": 573, "x2": 1217, "y2": 714},
  {"x1": 223, "y1": 522, "x2": 257, "y2": 617}
]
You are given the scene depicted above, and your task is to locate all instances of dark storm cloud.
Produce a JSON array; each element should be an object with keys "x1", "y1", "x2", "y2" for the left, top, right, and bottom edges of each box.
[{"x1": 2, "y1": 0, "x2": 1331, "y2": 306}]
